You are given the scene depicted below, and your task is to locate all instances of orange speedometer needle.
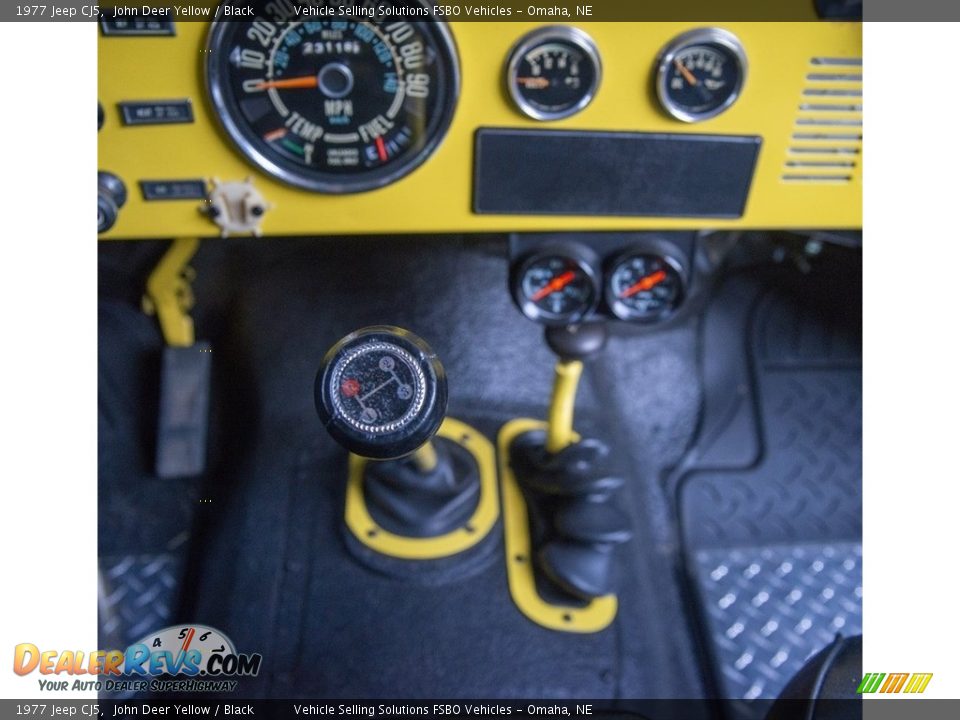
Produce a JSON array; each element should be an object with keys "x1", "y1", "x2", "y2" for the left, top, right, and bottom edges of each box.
[
  {"x1": 255, "y1": 76, "x2": 318, "y2": 90},
  {"x1": 674, "y1": 59, "x2": 698, "y2": 86},
  {"x1": 531, "y1": 270, "x2": 576, "y2": 302},
  {"x1": 620, "y1": 270, "x2": 667, "y2": 298}
]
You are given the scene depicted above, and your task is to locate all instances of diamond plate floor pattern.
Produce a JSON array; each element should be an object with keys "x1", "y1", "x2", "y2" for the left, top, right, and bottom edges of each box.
[
  {"x1": 693, "y1": 542, "x2": 862, "y2": 705},
  {"x1": 98, "y1": 550, "x2": 184, "y2": 650}
]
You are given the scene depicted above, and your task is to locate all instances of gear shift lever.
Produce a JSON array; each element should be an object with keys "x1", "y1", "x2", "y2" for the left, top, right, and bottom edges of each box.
[{"x1": 315, "y1": 326, "x2": 489, "y2": 548}]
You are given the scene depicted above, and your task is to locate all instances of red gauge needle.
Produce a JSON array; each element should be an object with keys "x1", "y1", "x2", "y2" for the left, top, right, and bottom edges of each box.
[
  {"x1": 531, "y1": 270, "x2": 577, "y2": 302},
  {"x1": 674, "y1": 59, "x2": 698, "y2": 86},
  {"x1": 255, "y1": 76, "x2": 318, "y2": 90},
  {"x1": 620, "y1": 269, "x2": 667, "y2": 298}
]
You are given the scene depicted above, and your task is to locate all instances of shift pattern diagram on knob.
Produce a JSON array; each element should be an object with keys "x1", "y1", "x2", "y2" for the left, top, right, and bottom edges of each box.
[
  {"x1": 331, "y1": 342, "x2": 427, "y2": 434},
  {"x1": 315, "y1": 326, "x2": 447, "y2": 460}
]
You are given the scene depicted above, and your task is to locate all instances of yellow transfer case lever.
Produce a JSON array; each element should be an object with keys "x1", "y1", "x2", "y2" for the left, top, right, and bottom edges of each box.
[
  {"x1": 498, "y1": 353, "x2": 618, "y2": 633},
  {"x1": 545, "y1": 359, "x2": 584, "y2": 454}
]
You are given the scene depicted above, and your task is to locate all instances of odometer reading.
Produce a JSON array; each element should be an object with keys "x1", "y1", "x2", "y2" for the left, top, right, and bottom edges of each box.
[{"x1": 206, "y1": 2, "x2": 459, "y2": 193}]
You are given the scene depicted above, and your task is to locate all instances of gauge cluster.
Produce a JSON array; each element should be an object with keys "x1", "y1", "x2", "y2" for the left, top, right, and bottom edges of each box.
[
  {"x1": 97, "y1": 18, "x2": 862, "y2": 238},
  {"x1": 205, "y1": 17, "x2": 747, "y2": 197},
  {"x1": 509, "y1": 233, "x2": 693, "y2": 327},
  {"x1": 504, "y1": 25, "x2": 746, "y2": 124}
]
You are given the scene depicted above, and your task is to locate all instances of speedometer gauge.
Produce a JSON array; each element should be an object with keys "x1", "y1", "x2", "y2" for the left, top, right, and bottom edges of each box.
[
  {"x1": 506, "y1": 26, "x2": 601, "y2": 121},
  {"x1": 655, "y1": 28, "x2": 746, "y2": 123},
  {"x1": 205, "y1": 2, "x2": 459, "y2": 193}
]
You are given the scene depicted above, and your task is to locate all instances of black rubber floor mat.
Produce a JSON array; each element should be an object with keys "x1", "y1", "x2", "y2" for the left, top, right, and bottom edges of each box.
[{"x1": 676, "y1": 259, "x2": 862, "y2": 715}]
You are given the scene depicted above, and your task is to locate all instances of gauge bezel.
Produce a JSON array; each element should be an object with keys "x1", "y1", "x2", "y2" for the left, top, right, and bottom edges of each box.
[
  {"x1": 505, "y1": 25, "x2": 602, "y2": 121},
  {"x1": 511, "y1": 245, "x2": 601, "y2": 325},
  {"x1": 655, "y1": 27, "x2": 747, "y2": 123},
  {"x1": 204, "y1": 13, "x2": 461, "y2": 194},
  {"x1": 604, "y1": 250, "x2": 686, "y2": 323}
]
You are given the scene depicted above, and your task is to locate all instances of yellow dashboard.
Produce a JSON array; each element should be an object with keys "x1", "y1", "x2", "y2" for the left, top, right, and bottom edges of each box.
[{"x1": 97, "y1": 18, "x2": 862, "y2": 240}]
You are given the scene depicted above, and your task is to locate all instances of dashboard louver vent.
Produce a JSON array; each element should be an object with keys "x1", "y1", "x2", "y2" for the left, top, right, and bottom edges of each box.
[{"x1": 783, "y1": 57, "x2": 862, "y2": 184}]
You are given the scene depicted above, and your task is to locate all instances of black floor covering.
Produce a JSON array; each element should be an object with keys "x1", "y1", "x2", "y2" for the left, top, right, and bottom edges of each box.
[
  {"x1": 99, "y1": 235, "x2": 706, "y2": 701},
  {"x1": 98, "y1": 234, "x2": 860, "y2": 705}
]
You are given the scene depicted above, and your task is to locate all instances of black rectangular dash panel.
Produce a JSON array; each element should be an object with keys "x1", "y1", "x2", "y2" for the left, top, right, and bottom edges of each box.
[{"x1": 474, "y1": 128, "x2": 761, "y2": 218}]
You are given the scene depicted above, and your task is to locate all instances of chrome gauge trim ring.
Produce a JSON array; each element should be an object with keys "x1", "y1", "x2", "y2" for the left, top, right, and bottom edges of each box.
[
  {"x1": 655, "y1": 27, "x2": 747, "y2": 123},
  {"x1": 506, "y1": 25, "x2": 602, "y2": 121}
]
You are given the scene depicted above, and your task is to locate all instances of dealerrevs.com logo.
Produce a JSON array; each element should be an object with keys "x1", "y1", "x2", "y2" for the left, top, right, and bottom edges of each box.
[{"x1": 13, "y1": 625, "x2": 262, "y2": 693}]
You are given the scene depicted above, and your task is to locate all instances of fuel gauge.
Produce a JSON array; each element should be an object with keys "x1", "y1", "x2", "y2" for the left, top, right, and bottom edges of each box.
[{"x1": 512, "y1": 249, "x2": 600, "y2": 325}]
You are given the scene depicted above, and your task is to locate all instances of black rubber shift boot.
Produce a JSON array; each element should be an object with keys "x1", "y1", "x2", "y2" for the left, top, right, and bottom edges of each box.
[
  {"x1": 510, "y1": 429, "x2": 632, "y2": 601},
  {"x1": 364, "y1": 437, "x2": 481, "y2": 538}
]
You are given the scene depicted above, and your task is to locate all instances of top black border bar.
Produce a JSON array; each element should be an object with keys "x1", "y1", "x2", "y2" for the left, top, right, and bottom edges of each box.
[{"x1": 7, "y1": 0, "x2": 883, "y2": 24}]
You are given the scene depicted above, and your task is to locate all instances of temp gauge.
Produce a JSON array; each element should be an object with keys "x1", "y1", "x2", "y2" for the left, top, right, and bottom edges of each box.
[
  {"x1": 512, "y1": 249, "x2": 600, "y2": 325},
  {"x1": 506, "y1": 26, "x2": 602, "y2": 121},
  {"x1": 605, "y1": 252, "x2": 685, "y2": 323},
  {"x1": 655, "y1": 28, "x2": 747, "y2": 122}
]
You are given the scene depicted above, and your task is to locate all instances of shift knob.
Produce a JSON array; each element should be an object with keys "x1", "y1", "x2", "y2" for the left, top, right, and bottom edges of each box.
[{"x1": 315, "y1": 326, "x2": 447, "y2": 460}]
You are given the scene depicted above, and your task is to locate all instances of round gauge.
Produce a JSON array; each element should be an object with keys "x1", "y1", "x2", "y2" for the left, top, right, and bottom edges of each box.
[
  {"x1": 506, "y1": 26, "x2": 601, "y2": 121},
  {"x1": 315, "y1": 326, "x2": 447, "y2": 459},
  {"x1": 513, "y1": 251, "x2": 599, "y2": 325},
  {"x1": 606, "y1": 252, "x2": 685, "y2": 323},
  {"x1": 655, "y1": 28, "x2": 747, "y2": 123},
  {"x1": 205, "y1": 4, "x2": 459, "y2": 193}
]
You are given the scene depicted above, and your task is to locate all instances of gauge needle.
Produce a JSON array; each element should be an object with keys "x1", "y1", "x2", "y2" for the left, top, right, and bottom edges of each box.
[
  {"x1": 531, "y1": 270, "x2": 576, "y2": 302},
  {"x1": 674, "y1": 59, "x2": 698, "y2": 86},
  {"x1": 255, "y1": 76, "x2": 318, "y2": 90},
  {"x1": 516, "y1": 77, "x2": 551, "y2": 89},
  {"x1": 620, "y1": 270, "x2": 667, "y2": 298}
]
